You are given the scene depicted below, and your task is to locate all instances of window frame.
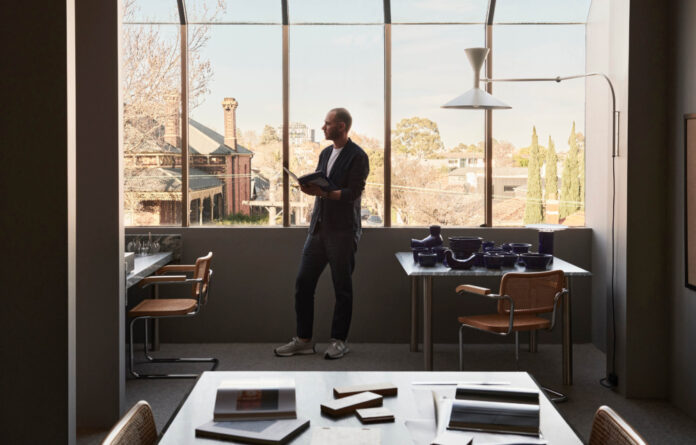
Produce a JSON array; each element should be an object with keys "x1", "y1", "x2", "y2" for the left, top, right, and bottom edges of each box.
[{"x1": 124, "y1": 0, "x2": 587, "y2": 228}]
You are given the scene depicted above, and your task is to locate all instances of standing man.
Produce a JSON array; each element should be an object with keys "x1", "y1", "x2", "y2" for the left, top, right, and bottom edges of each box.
[{"x1": 275, "y1": 108, "x2": 369, "y2": 359}]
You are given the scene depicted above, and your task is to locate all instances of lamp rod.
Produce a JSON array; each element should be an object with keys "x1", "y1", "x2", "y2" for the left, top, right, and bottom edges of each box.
[{"x1": 482, "y1": 73, "x2": 618, "y2": 157}]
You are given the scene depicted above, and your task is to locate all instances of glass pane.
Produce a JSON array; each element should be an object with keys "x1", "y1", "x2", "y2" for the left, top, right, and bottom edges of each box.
[
  {"x1": 289, "y1": 0, "x2": 383, "y2": 23},
  {"x1": 492, "y1": 25, "x2": 585, "y2": 227},
  {"x1": 494, "y1": 0, "x2": 591, "y2": 23},
  {"x1": 189, "y1": 0, "x2": 282, "y2": 23},
  {"x1": 189, "y1": 25, "x2": 282, "y2": 226},
  {"x1": 392, "y1": 25, "x2": 485, "y2": 227},
  {"x1": 124, "y1": 0, "x2": 180, "y2": 23},
  {"x1": 123, "y1": 24, "x2": 182, "y2": 226},
  {"x1": 391, "y1": 0, "x2": 487, "y2": 23},
  {"x1": 290, "y1": 25, "x2": 384, "y2": 227}
]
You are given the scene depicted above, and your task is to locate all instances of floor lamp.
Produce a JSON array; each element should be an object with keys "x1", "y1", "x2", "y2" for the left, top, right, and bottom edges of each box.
[{"x1": 443, "y1": 47, "x2": 620, "y2": 390}]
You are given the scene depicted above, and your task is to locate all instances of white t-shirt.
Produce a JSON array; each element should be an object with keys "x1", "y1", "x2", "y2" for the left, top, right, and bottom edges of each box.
[{"x1": 326, "y1": 146, "x2": 344, "y2": 176}]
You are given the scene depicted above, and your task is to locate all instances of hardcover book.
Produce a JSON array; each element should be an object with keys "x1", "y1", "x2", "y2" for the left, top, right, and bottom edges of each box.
[
  {"x1": 196, "y1": 418, "x2": 310, "y2": 445},
  {"x1": 333, "y1": 382, "x2": 398, "y2": 399},
  {"x1": 283, "y1": 167, "x2": 333, "y2": 190},
  {"x1": 214, "y1": 378, "x2": 296, "y2": 421},
  {"x1": 355, "y1": 407, "x2": 395, "y2": 424},
  {"x1": 447, "y1": 399, "x2": 540, "y2": 436},
  {"x1": 320, "y1": 391, "x2": 383, "y2": 417}
]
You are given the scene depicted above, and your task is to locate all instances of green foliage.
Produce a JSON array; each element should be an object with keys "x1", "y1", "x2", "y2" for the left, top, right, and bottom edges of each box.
[
  {"x1": 392, "y1": 117, "x2": 444, "y2": 158},
  {"x1": 524, "y1": 126, "x2": 544, "y2": 224},
  {"x1": 261, "y1": 124, "x2": 280, "y2": 145},
  {"x1": 221, "y1": 212, "x2": 268, "y2": 225},
  {"x1": 545, "y1": 136, "x2": 558, "y2": 201},
  {"x1": 560, "y1": 122, "x2": 581, "y2": 219}
]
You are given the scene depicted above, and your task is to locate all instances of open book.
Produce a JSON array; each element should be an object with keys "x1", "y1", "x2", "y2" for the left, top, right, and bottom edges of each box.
[{"x1": 283, "y1": 167, "x2": 332, "y2": 191}]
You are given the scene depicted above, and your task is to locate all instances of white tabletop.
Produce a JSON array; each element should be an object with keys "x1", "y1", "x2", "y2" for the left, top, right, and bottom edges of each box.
[
  {"x1": 395, "y1": 252, "x2": 591, "y2": 277},
  {"x1": 126, "y1": 251, "x2": 173, "y2": 288}
]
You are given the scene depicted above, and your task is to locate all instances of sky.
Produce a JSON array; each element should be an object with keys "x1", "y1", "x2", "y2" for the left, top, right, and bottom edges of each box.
[{"x1": 127, "y1": 0, "x2": 592, "y2": 152}]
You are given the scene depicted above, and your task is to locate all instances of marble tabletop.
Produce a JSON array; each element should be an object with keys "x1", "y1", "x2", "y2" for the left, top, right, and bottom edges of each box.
[
  {"x1": 126, "y1": 251, "x2": 174, "y2": 288},
  {"x1": 395, "y1": 252, "x2": 591, "y2": 277}
]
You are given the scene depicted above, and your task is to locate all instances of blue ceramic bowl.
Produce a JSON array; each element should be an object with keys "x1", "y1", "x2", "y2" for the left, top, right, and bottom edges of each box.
[
  {"x1": 448, "y1": 236, "x2": 483, "y2": 253},
  {"x1": 483, "y1": 253, "x2": 504, "y2": 269},
  {"x1": 418, "y1": 252, "x2": 438, "y2": 267},
  {"x1": 482, "y1": 240, "x2": 496, "y2": 251},
  {"x1": 498, "y1": 252, "x2": 518, "y2": 268},
  {"x1": 412, "y1": 247, "x2": 430, "y2": 263},
  {"x1": 508, "y1": 243, "x2": 532, "y2": 254},
  {"x1": 519, "y1": 253, "x2": 553, "y2": 270}
]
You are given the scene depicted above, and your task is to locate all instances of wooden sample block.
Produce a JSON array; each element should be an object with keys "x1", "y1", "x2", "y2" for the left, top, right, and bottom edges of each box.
[
  {"x1": 333, "y1": 382, "x2": 398, "y2": 399},
  {"x1": 355, "y1": 407, "x2": 395, "y2": 424},
  {"x1": 320, "y1": 391, "x2": 383, "y2": 418}
]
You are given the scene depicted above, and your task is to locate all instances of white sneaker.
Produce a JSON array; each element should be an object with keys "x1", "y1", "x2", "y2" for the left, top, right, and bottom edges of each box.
[
  {"x1": 274, "y1": 337, "x2": 315, "y2": 357},
  {"x1": 324, "y1": 339, "x2": 350, "y2": 360}
]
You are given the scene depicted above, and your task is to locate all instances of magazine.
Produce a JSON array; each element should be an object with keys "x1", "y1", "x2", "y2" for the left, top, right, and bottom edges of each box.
[{"x1": 214, "y1": 378, "x2": 296, "y2": 421}]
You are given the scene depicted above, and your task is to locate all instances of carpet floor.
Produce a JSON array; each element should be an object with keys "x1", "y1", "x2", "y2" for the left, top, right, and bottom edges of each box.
[{"x1": 77, "y1": 342, "x2": 696, "y2": 444}]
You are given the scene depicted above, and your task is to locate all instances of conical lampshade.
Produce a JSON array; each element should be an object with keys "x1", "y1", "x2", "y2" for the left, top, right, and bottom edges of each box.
[{"x1": 442, "y1": 47, "x2": 511, "y2": 110}]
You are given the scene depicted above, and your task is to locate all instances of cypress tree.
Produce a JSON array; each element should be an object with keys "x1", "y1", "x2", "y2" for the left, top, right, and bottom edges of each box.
[
  {"x1": 524, "y1": 126, "x2": 544, "y2": 224},
  {"x1": 560, "y1": 122, "x2": 581, "y2": 219},
  {"x1": 544, "y1": 135, "x2": 558, "y2": 201}
]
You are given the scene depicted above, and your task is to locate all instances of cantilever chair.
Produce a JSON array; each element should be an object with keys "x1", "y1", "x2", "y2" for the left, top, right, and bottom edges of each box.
[
  {"x1": 589, "y1": 405, "x2": 648, "y2": 445},
  {"x1": 128, "y1": 251, "x2": 218, "y2": 378},
  {"x1": 101, "y1": 400, "x2": 157, "y2": 445},
  {"x1": 456, "y1": 269, "x2": 567, "y2": 401}
]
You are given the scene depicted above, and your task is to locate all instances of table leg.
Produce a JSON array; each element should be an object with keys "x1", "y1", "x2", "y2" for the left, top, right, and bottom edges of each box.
[
  {"x1": 423, "y1": 276, "x2": 433, "y2": 371},
  {"x1": 410, "y1": 277, "x2": 420, "y2": 352},
  {"x1": 152, "y1": 283, "x2": 160, "y2": 351},
  {"x1": 563, "y1": 276, "x2": 573, "y2": 385}
]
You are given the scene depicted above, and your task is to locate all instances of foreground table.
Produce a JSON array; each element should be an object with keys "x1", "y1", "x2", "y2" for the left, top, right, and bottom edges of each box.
[
  {"x1": 395, "y1": 252, "x2": 591, "y2": 384},
  {"x1": 159, "y1": 371, "x2": 582, "y2": 444}
]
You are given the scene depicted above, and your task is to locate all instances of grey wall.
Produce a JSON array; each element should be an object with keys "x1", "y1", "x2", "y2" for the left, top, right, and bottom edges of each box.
[
  {"x1": 128, "y1": 227, "x2": 592, "y2": 344},
  {"x1": 587, "y1": 0, "x2": 671, "y2": 398},
  {"x1": 1, "y1": 1, "x2": 76, "y2": 443},
  {"x1": 668, "y1": 0, "x2": 696, "y2": 419},
  {"x1": 76, "y1": 0, "x2": 124, "y2": 429}
]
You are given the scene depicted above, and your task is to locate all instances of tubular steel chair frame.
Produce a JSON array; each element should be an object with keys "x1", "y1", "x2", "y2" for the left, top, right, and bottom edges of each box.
[
  {"x1": 101, "y1": 400, "x2": 157, "y2": 445},
  {"x1": 128, "y1": 252, "x2": 218, "y2": 379},
  {"x1": 456, "y1": 270, "x2": 568, "y2": 402},
  {"x1": 589, "y1": 405, "x2": 648, "y2": 445}
]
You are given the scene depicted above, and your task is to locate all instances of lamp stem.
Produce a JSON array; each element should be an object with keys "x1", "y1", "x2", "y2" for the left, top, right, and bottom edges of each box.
[{"x1": 481, "y1": 73, "x2": 618, "y2": 157}]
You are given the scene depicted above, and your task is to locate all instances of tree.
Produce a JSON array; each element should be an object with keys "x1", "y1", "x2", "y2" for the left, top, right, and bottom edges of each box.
[
  {"x1": 392, "y1": 117, "x2": 444, "y2": 158},
  {"x1": 524, "y1": 126, "x2": 544, "y2": 224},
  {"x1": 261, "y1": 124, "x2": 281, "y2": 145},
  {"x1": 560, "y1": 121, "x2": 581, "y2": 219},
  {"x1": 544, "y1": 135, "x2": 558, "y2": 201},
  {"x1": 122, "y1": 0, "x2": 222, "y2": 153}
]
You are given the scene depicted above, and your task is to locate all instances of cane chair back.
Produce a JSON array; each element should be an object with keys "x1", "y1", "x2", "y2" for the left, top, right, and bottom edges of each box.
[
  {"x1": 192, "y1": 251, "x2": 213, "y2": 304},
  {"x1": 101, "y1": 400, "x2": 156, "y2": 445},
  {"x1": 497, "y1": 269, "x2": 565, "y2": 315},
  {"x1": 589, "y1": 405, "x2": 648, "y2": 445}
]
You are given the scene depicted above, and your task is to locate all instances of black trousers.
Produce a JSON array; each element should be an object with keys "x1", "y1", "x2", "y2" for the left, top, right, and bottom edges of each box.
[{"x1": 295, "y1": 224, "x2": 357, "y2": 341}]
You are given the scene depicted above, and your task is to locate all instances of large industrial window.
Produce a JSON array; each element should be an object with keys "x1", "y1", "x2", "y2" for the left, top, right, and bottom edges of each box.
[{"x1": 122, "y1": 0, "x2": 589, "y2": 227}]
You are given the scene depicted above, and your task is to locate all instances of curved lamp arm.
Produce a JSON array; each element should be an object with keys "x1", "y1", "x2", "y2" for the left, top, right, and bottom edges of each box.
[{"x1": 482, "y1": 73, "x2": 619, "y2": 157}]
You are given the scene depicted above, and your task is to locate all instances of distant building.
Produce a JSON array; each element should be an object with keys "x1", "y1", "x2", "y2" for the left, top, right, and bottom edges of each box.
[
  {"x1": 448, "y1": 166, "x2": 527, "y2": 197},
  {"x1": 277, "y1": 122, "x2": 315, "y2": 146},
  {"x1": 427, "y1": 150, "x2": 485, "y2": 170},
  {"x1": 124, "y1": 97, "x2": 253, "y2": 225}
]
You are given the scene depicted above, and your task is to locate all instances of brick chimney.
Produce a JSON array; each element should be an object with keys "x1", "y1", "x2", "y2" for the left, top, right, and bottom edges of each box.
[
  {"x1": 164, "y1": 93, "x2": 180, "y2": 147},
  {"x1": 222, "y1": 97, "x2": 238, "y2": 151}
]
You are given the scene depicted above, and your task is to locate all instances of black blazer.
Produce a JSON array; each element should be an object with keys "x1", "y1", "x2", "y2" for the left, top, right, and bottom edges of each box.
[{"x1": 308, "y1": 138, "x2": 370, "y2": 235}]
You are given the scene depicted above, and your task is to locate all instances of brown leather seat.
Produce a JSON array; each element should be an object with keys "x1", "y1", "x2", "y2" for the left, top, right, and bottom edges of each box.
[
  {"x1": 457, "y1": 312, "x2": 551, "y2": 333},
  {"x1": 129, "y1": 298, "x2": 197, "y2": 317}
]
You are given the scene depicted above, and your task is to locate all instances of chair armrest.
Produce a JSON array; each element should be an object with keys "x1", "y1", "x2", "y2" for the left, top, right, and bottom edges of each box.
[
  {"x1": 139, "y1": 275, "x2": 187, "y2": 288},
  {"x1": 455, "y1": 284, "x2": 491, "y2": 295},
  {"x1": 548, "y1": 288, "x2": 568, "y2": 330},
  {"x1": 156, "y1": 264, "x2": 195, "y2": 274}
]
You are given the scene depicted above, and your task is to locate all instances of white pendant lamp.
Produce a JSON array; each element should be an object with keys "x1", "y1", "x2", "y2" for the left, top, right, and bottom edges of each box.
[{"x1": 442, "y1": 47, "x2": 511, "y2": 110}]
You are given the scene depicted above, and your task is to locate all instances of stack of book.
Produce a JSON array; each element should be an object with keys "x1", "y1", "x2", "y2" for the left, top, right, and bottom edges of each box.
[
  {"x1": 446, "y1": 384, "x2": 541, "y2": 436},
  {"x1": 196, "y1": 378, "x2": 309, "y2": 444}
]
